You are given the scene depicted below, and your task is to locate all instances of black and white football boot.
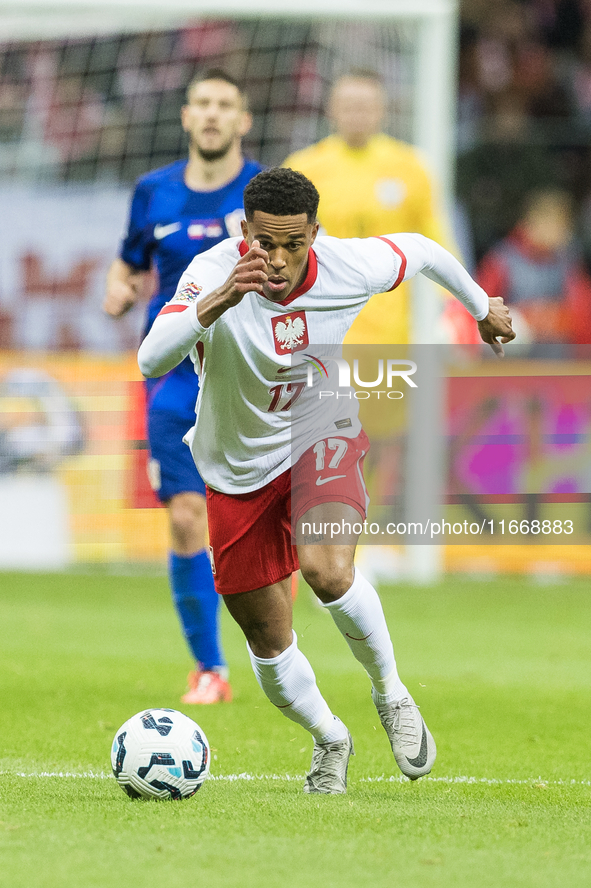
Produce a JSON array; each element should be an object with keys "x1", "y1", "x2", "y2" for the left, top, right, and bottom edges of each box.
[{"x1": 372, "y1": 691, "x2": 436, "y2": 780}]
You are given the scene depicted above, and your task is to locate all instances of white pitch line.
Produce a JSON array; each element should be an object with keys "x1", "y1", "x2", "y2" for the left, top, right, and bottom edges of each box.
[
  {"x1": 8, "y1": 771, "x2": 113, "y2": 779},
  {"x1": 3, "y1": 771, "x2": 591, "y2": 786},
  {"x1": 363, "y1": 775, "x2": 591, "y2": 786}
]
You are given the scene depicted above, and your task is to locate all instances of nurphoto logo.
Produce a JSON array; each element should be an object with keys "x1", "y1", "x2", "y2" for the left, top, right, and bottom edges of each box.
[{"x1": 302, "y1": 354, "x2": 417, "y2": 400}]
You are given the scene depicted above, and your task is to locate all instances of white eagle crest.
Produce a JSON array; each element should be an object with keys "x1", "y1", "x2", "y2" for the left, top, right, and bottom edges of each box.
[{"x1": 274, "y1": 315, "x2": 306, "y2": 350}]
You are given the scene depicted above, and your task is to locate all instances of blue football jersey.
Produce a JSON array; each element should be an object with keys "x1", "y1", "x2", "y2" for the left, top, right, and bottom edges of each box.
[{"x1": 121, "y1": 157, "x2": 263, "y2": 417}]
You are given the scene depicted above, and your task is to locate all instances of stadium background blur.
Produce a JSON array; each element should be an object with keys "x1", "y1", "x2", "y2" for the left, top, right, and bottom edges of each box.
[{"x1": 1, "y1": 0, "x2": 591, "y2": 577}]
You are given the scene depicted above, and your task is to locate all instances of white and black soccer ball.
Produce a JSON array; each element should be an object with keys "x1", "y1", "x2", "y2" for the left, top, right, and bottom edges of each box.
[{"x1": 111, "y1": 709, "x2": 210, "y2": 800}]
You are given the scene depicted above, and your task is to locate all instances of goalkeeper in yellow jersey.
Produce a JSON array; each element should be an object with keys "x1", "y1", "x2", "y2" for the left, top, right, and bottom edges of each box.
[{"x1": 283, "y1": 68, "x2": 454, "y2": 345}]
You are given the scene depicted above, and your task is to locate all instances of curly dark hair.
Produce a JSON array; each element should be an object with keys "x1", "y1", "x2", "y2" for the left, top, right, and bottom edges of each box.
[{"x1": 243, "y1": 168, "x2": 319, "y2": 222}]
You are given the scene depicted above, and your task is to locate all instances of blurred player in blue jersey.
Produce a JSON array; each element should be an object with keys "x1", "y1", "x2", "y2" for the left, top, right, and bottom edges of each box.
[{"x1": 104, "y1": 70, "x2": 263, "y2": 703}]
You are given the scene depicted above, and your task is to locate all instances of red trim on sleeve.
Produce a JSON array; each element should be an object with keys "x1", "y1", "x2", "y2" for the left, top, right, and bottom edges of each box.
[
  {"x1": 375, "y1": 236, "x2": 407, "y2": 291},
  {"x1": 158, "y1": 304, "x2": 189, "y2": 316},
  {"x1": 238, "y1": 239, "x2": 248, "y2": 256}
]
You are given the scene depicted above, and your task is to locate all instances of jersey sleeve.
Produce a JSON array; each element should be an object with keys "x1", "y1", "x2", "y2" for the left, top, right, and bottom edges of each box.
[
  {"x1": 369, "y1": 233, "x2": 489, "y2": 321},
  {"x1": 347, "y1": 236, "x2": 407, "y2": 296},
  {"x1": 390, "y1": 233, "x2": 489, "y2": 320},
  {"x1": 137, "y1": 252, "x2": 228, "y2": 378},
  {"x1": 119, "y1": 179, "x2": 154, "y2": 271}
]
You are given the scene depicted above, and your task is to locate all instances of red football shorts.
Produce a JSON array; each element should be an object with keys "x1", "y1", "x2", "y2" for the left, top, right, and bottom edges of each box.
[{"x1": 206, "y1": 430, "x2": 370, "y2": 595}]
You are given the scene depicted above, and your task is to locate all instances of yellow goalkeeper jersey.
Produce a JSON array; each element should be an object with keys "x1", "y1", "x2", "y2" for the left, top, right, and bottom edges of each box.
[{"x1": 284, "y1": 133, "x2": 452, "y2": 344}]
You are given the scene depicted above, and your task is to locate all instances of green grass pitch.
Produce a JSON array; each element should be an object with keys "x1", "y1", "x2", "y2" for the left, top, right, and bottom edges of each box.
[{"x1": 1, "y1": 569, "x2": 590, "y2": 887}]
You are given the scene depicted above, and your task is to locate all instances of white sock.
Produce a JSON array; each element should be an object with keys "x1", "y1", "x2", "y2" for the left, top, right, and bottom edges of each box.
[
  {"x1": 322, "y1": 568, "x2": 408, "y2": 704},
  {"x1": 247, "y1": 631, "x2": 348, "y2": 743}
]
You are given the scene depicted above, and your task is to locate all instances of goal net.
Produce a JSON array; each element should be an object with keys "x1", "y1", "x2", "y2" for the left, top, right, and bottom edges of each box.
[{"x1": 0, "y1": 18, "x2": 428, "y2": 184}]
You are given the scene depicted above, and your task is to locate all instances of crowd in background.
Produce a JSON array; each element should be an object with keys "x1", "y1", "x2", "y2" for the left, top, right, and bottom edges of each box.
[
  {"x1": 456, "y1": 0, "x2": 591, "y2": 346},
  {"x1": 459, "y1": 0, "x2": 591, "y2": 151},
  {"x1": 457, "y1": 0, "x2": 591, "y2": 260}
]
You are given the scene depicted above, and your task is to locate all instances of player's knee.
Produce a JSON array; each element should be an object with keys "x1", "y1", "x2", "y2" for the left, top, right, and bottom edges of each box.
[
  {"x1": 300, "y1": 558, "x2": 354, "y2": 603},
  {"x1": 168, "y1": 493, "x2": 207, "y2": 551},
  {"x1": 244, "y1": 623, "x2": 291, "y2": 659},
  {"x1": 169, "y1": 511, "x2": 197, "y2": 547}
]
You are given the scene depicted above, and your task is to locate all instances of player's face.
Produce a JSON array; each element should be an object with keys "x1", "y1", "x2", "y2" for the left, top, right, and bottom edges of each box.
[
  {"x1": 329, "y1": 77, "x2": 385, "y2": 149},
  {"x1": 241, "y1": 211, "x2": 319, "y2": 302},
  {"x1": 181, "y1": 79, "x2": 252, "y2": 161}
]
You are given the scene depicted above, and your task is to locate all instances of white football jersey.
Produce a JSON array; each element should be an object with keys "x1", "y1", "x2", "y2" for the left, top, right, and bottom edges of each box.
[{"x1": 138, "y1": 233, "x2": 489, "y2": 494}]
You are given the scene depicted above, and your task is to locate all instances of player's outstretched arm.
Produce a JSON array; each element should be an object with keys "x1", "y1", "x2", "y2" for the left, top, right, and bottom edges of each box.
[
  {"x1": 138, "y1": 241, "x2": 269, "y2": 378},
  {"x1": 103, "y1": 258, "x2": 144, "y2": 317},
  {"x1": 196, "y1": 240, "x2": 268, "y2": 328},
  {"x1": 388, "y1": 233, "x2": 515, "y2": 356}
]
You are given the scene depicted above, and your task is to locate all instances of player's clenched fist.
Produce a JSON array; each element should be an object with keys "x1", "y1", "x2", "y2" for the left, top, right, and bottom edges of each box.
[
  {"x1": 197, "y1": 240, "x2": 269, "y2": 327},
  {"x1": 103, "y1": 258, "x2": 142, "y2": 317},
  {"x1": 225, "y1": 239, "x2": 269, "y2": 301},
  {"x1": 103, "y1": 280, "x2": 137, "y2": 317}
]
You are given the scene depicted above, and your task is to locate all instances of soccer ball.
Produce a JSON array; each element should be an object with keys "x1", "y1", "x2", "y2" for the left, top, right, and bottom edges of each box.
[{"x1": 111, "y1": 708, "x2": 210, "y2": 800}]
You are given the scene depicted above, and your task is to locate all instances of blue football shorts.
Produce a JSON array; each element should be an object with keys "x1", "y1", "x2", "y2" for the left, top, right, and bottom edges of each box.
[{"x1": 146, "y1": 408, "x2": 206, "y2": 502}]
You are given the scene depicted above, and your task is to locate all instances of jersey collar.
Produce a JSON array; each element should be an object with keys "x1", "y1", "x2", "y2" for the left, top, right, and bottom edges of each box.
[{"x1": 238, "y1": 239, "x2": 318, "y2": 306}]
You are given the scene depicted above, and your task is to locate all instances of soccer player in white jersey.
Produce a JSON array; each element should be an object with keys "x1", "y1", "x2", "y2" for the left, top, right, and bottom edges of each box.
[{"x1": 139, "y1": 168, "x2": 514, "y2": 793}]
